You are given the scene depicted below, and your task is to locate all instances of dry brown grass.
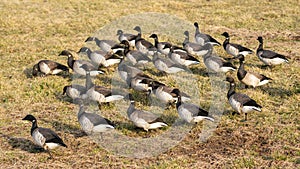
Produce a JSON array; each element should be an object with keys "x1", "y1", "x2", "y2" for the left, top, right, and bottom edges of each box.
[{"x1": 0, "y1": 0, "x2": 299, "y2": 168}]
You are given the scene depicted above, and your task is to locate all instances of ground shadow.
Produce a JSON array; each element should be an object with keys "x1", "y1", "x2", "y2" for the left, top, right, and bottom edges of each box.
[
  {"x1": 1, "y1": 133, "x2": 44, "y2": 153},
  {"x1": 189, "y1": 67, "x2": 209, "y2": 77},
  {"x1": 259, "y1": 86, "x2": 293, "y2": 98}
]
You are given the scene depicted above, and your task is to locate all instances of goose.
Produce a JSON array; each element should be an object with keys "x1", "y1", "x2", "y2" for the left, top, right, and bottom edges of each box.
[
  {"x1": 62, "y1": 84, "x2": 87, "y2": 100},
  {"x1": 59, "y1": 50, "x2": 104, "y2": 76},
  {"x1": 164, "y1": 44, "x2": 200, "y2": 67},
  {"x1": 75, "y1": 99, "x2": 115, "y2": 136},
  {"x1": 236, "y1": 54, "x2": 272, "y2": 88},
  {"x1": 81, "y1": 64, "x2": 124, "y2": 104},
  {"x1": 116, "y1": 29, "x2": 137, "y2": 47},
  {"x1": 225, "y1": 76, "x2": 262, "y2": 121},
  {"x1": 120, "y1": 40, "x2": 151, "y2": 67},
  {"x1": 133, "y1": 26, "x2": 156, "y2": 55},
  {"x1": 172, "y1": 89, "x2": 214, "y2": 123},
  {"x1": 202, "y1": 47, "x2": 237, "y2": 73},
  {"x1": 32, "y1": 60, "x2": 69, "y2": 77},
  {"x1": 152, "y1": 52, "x2": 186, "y2": 74},
  {"x1": 78, "y1": 47, "x2": 124, "y2": 67},
  {"x1": 256, "y1": 36, "x2": 289, "y2": 66},
  {"x1": 117, "y1": 62, "x2": 143, "y2": 82},
  {"x1": 193, "y1": 22, "x2": 221, "y2": 46},
  {"x1": 150, "y1": 81, "x2": 191, "y2": 105},
  {"x1": 221, "y1": 32, "x2": 253, "y2": 58},
  {"x1": 127, "y1": 94, "x2": 168, "y2": 131},
  {"x1": 85, "y1": 36, "x2": 118, "y2": 53},
  {"x1": 149, "y1": 33, "x2": 172, "y2": 55},
  {"x1": 183, "y1": 31, "x2": 212, "y2": 56},
  {"x1": 22, "y1": 114, "x2": 67, "y2": 159},
  {"x1": 128, "y1": 73, "x2": 155, "y2": 93}
]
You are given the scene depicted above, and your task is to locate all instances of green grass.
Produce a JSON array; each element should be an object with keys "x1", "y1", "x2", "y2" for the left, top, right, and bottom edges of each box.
[{"x1": 0, "y1": 0, "x2": 299, "y2": 168}]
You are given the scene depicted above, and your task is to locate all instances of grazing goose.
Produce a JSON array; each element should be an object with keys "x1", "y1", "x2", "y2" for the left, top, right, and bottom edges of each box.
[
  {"x1": 150, "y1": 81, "x2": 191, "y2": 105},
  {"x1": 128, "y1": 73, "x2": 155, "y2": 93},
  {"x1": 120, "y1": 40, "x2": 151, "y2": 67},
  {"x1": 149, "y1": 33, "x2": 172, "y2": 55},
  {"x1": 81, "y1": 64, "x2": 124, "y2": 104},
  {"x1": 225, "y1": 76, "x2": 262, "y2": 121},
  {"x1": 202, "y1": 47, "x2": 237, "y2": 73},
  {"x1": 117, "y1": 62, "x2": 143, "y2": 82},
  {"x1": 194, "y1": 22, "x2": 221, "y2": 46},
  {"x1": 236, "y1": 54, "x2": 272, "y2": 88},
  {"x1": 85, "y1": 36, "x2": 118, "y2": 53},
  {"x1": 78, "y1": 47, "x2": 124, "y2": 67},
  {"x1": 256, "y1": 36, "x2": 289, "y2": 66},
  {"x1": 22, "y1": 114, "x2": 67, "y2": 159},
  {"x1": 164, "y1": 44, "x2": 200, "y2": 67},
  {"x1": 117, "y1": 29, "x2": 137, "y2": 47},
  {"x1": 183, "y1": 31, "x2": 212, "y2": 56},
  {"x1": 127, "y1": 94, "x2": 168, "y2": 131},
  {"x1": 152, "y1": 52, "x2": 186, "y2": 74},
  {"x1": 133, "y1": 26, "x2": 156, "y2": 55},
  {"x1": 32, "y1": 60, "x2": 69, "y2": 77},
  {"x1": 59, "y1": 50, "x2": 104, "y2": 76},
  {"x1": 62, "y1": 84, "x2": 87, "y2": 100},
  {"x1": 173, "y1": 89, "x2": 214, "y2": 123},
  {"x1": 221, "y1": 32, "x2": 253, "y2": 57},
  {"x1": 75, "y1": 99, "x2": 115, "y2": 136}
]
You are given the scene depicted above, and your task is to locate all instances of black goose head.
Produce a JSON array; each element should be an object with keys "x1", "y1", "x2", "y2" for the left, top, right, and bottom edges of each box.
[
  {"x1": 22, "y1": 114, "x2": 37, "y2": 123},
  {"x1": 59, "y1": 50, "x2": 73, "y2": 57},
  {"x1": 184, "y1": 31, "x2": 189, "y2": 37},
  {"x1": 149, "y1": 34, "x2": 158, "y2": 39},
  {"x1": 257, "y1": 36, "x2": 263, "y2": 43},
  {"x1": 225, "y1": 76, "x2": 235, "y2": 83},
  {"x1": 62, "y1": 85, "x2": 69, "y2": 95},
  {"x1": 194, "y1": 22, "x2": 199, "y2": 28},
  {"x1": 85, "y1": 36, "x2": 97, "y2": 42},
  {"x1": 78, "y1": 47, "x2": 92, "y2": 54},
  {"x1": 32, "y1": 64, "x2": 39, "y2": 76},
  {"x1": 221, "y1": 32, "x2": 230, "y2": 38},
  {"x1": 236, "y1": 54, "x2": 245, "y2": 62},
  {"x1": 171, "y1": 88, "x2": 181, "y2": 97},
  {"x1": 120, "y1": 40, "x2": 130, "y2": 47},
  {"x1": 117, "y1": 30, "x2": 123, "y2": 36},
  {"x1": 133, "y1": 26, "x2": 141, "y2": 33}
]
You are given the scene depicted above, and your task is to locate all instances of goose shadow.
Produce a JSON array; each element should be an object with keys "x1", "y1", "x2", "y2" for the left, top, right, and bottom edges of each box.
[
  {"x1": 259, "y1": 86, "x2": 293, "y2": 97},
  {"x1": 189, "y1": 67, "x2": 209, "y2": 77},
  {"x1": 40, "y1": 119, "x2": 85, "y2": 138},
  {"x1": 1, "y1": 133, "x2": 44, "y2": 153}
]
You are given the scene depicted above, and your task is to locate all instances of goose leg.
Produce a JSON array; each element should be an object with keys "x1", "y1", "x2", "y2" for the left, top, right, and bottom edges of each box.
[{"x1": 47, "y1": 150, "x2": 53, "y2": 159}]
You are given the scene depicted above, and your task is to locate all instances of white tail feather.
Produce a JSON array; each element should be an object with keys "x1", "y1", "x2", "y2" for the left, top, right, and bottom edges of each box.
[
  {"x1": 90, "y1": 71, "x2": 104, "y2": 76},
  {"x1": 104, "y1": 95, "x2": 124, "y2": 102},
  {"x1": 193, "y1": 116, "x2": 214, "y2": 123},
  {"x1": 148, "y1": 122, "x2": 168, "y2": 129}
]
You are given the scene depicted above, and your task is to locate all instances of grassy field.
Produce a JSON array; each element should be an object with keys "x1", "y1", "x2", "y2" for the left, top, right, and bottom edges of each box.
[{"x1": 0, "y1": 0, "x2": 299, "y2": 168}]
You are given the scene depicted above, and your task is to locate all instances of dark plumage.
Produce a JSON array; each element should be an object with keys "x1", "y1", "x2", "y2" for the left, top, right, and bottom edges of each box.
[
  {"x1": 164, "y1": 43, "x2": 200, "y2": 66},
  {"x1": 149, "y1": 33, "x2": 172, "y2": 55},
  {"x1": 22, "y1": 114, "x2": 67, "y2": 159},
  {"x1": 32, "y1": 60, "x2": 69, "y2": 77},
  {"x1": 183, "y1": 31, "x2": 212, "y2": 56},
  {"x1": 225, "y1": 76, "x2": 262, "y2": 121},
  {"x1": 85, "y1": 36, "x2": 118, "y2": 52},
  {"x1": 194, "y1": 22, "x2": 221, "y2": 46},
  {"x1": 221, "y1": 32, "x2": 253, "y2": 57},
  {"x1": 117, "y1": 29, "x2": 137, "y2": 47},
  {"x1": 256, "y1": 36, "x2": 289, "y2": 66},
  {"x1": 133, "y1": 26, "x2": 156, "y2": 55}
]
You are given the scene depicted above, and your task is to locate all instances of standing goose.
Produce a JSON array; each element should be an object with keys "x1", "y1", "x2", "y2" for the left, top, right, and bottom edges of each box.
[
  {"x1": 81, "y1": 64, "x2": 124, "y2": 104},
  {"x1": 225, "y1": 76, "x2": 262, "y2": 121},
  {"x1": 183, "y1": 31, "x2": 212, "y2": 56},
  {"x1": 152, "y1": 52, "x2": 186, "y2": 74},
  {"x1": 62, "y1": 84, "x2": 87, "y2": 100},
  {"x1": 75, "y1": 99, "x2": 115, "y2": 136},
  {"x1": 149, "y1": 33, "x2": 172, "y2": 55},
  {"x1": 22, "y1": 114, "x2": 67, "y2": 159},
  {"x1": 164, "y1": 44, "x2": 200, "y2": 67},
  {"x1": 127, "y1": 94, "x2": 168, "y2": 131},
  {"x1": 150, "y1": 81, "x2": 191, "y2": 104},
  {"x1": 85, "y1": 36, "x2": 118, "y2": 53},
  {"x1": 59, "y1": 50, "x2": 104, "y2": 76},
  {"x1": 32, "y1": 60, "x2": 69, "y2": 77},
  {"x1": 173, "y1": 89, "x2": 214, "y2": 123},
  {"x1": 221, "y1": 32, "x2": 253, "y2": 58},
  {"x1": 78, "y1": 47, "x2": 124, "y2": 67},
  {"x1": 256, "y1": 36, "x2": 289, "y2": 66},
  {"x1": 194, "y1": 22, "x2": 221, "y2": 46},
  {"x1": 202, "y1": 47, "x2": 237, "y2": 73},
  {"x1": 133, "y1": 26, "x2": 156, "y2": 55},
  {"x1": 117, "y1": 29, "x2": 137, "y2": 47},
  {"x1": 236, "y1": 54, "x2": 272, "y2": 88},
  {"x1": 128, "y1": 73, "x2": 155, "y2": 93},
  {"x1": 120, "y1": 40, "x2": 151, "y2": 67},
  {"x1": 117, "y1": 62, "x2": 143, "y2": 82}
]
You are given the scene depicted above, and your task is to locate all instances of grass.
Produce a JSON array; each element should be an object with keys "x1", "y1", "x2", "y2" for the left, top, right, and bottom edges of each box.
[{"x1": 0, "y1": 0, "x2": 299, "y2": 168}]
